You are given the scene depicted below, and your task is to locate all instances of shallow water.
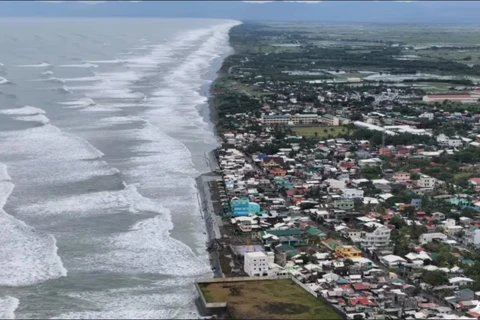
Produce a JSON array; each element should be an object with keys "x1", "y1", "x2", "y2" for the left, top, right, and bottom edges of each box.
[{"x1": 0, "y1": 18, "x2": 239, "y2": 319}]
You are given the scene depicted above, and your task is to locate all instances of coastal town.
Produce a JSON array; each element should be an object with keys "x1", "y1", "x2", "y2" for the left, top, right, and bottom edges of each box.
[{"x1": 196, "y1": 22, "x2": 480, "y2": 320}]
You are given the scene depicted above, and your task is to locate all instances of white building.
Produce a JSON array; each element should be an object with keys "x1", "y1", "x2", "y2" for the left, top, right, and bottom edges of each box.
[
  {"x1": 379, "y1": 254, "x2": 407, "y2": 267},
  {"x1": 437, "y1": 134, "x2": 463, "y2": 148},
  {"x1": 359, "y1": 226, "x2": 391, "y2": 249},
  {"x1": 342, "y1": 189, "x2": 364, "y2": 200},
  {"x1": 419, "y1": 112, "x2": 434, "y2": 120},
  {"x1": 292, "y1": 114, "x2": 319, "y2": 124},
  {"x1": 244, "y1": 251, "x2": 270, "y2": 277},
  {"x1": 261, "y1": 114, "x2": 291, "y2": 125},
  {"x1": 321, "y1": 114, "x2": 339, "y2": 126},
  {"x1": 419, "y1": 232, "x2": 448, "y2": 244},
  {"x1": 418, "y1": 175, "x2": 436, "y2": 188}
]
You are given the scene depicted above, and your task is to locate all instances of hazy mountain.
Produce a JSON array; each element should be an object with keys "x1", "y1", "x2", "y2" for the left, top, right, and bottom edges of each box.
[{"x1": 0, "y1": 1, "x2": 479, "y2": 24}]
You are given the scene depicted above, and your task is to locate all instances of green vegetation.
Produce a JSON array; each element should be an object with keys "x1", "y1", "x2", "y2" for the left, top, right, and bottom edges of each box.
[
  {"x1": 198, "y1": 279, "x2": 341, "y2": 320},
  {"x1": 292, "y1": 126, "x2": 348, "y2": 138}
]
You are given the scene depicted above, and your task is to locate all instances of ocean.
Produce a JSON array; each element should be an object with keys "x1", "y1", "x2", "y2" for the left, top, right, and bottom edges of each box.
[{"x1": 0, "y1": 18, "x2": 239, "y2": 319}]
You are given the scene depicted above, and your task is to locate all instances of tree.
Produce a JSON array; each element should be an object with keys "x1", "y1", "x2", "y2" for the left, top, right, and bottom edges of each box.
[
  {"x1": 410, "y1": 173, "x2": 420, "y2": 180},
  {"x1": 422, "y1": 270, "x2": 449, "y2": 286}
]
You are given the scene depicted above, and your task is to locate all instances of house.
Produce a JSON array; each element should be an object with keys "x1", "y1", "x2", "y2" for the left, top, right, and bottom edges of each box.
[
  {"x1": 449, "y1": 277, "x2": 475, "y2": 288},
  {"x1": 358, "y1": 158, "x2": 382, "y2": 168},
  {"x1": 335, "y1": 245, "x2": 362, "y2": 258},
  {"x1": 420, "y1": 232, "x2": 448, "y2": 244},
  {"x1": 379, "y1": 254, "x2": 407, "y2": 267},
  {"x1": 230, "y1": 197, "x2": 261, "y2": 217},
  {"x1": 342, "y1": 189, "x2": 364, "y2": 200},
  {"x1": 393, "y1": 172, "x2": 411, "y2": 183},
  {"x1": 469, "y1": 178, "x2": 480, "y2": 187},
  {"x1": 269, "y1": 167, "x2": 287, "y2": 177}
]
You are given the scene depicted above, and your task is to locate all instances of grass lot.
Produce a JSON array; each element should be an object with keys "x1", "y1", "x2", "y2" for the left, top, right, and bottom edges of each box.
[
  {"x1": 292, "y1": 126, "x2": 348, "y2": 138},
  {"x1": 199, "y1": 279, "x2": 341, "y2": 320}
]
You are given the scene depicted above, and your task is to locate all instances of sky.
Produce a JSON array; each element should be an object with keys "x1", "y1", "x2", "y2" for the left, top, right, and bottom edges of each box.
[{"x1": 0, "y1": 1, "x2": 479, "y2": 24}]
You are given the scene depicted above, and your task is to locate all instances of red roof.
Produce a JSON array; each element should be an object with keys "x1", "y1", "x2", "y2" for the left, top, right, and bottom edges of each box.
[
  {"x1": 470, "y1": 178, "x2": 480, "y2": 184},
  {"x1": 350, "y1": 297, "x2": 375, "y2": 306},
  {"x1": 352, "y1": 283, "x2": 370, "y2": 291},
  {"x1": 339, "y1": 284, "x2": 351, "y2": 290},
  {"x1": 427, "y1": 94, "x2": 472, "y2": 99}
]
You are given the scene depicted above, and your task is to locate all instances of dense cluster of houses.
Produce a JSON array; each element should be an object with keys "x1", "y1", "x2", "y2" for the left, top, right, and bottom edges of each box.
[{"x1": 213, "y1": 124, "x2": 480, "y2": 319}]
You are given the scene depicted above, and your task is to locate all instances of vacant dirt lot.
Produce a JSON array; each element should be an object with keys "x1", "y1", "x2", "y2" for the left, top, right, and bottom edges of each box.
[{"x1": 199, "y1": 279, "x2": 342, "y2": 319}]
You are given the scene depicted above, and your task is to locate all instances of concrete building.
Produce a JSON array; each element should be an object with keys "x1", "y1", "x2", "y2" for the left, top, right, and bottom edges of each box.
[
  {"x1": 342, "y1": 189, "x2": 365, "y2": 200},
  {"x1": 379, "y1": 254, "x2": 407, "y2": 267},
  {"x1": 321, "y1": 114, "x2": 340, "y2": 126},
  {"x1": 244, "y1": 251, "x2": 270, "y2": 277},
  {"x1": 423, "y1": 94, "x2": 478, "y2": 104},
  {"x1": 292, "y1": 114, "x2": 319, "y2": 124},
  {"x1": 335, "y1": 245, "x2": 362, "y2": 258},
  {"x1": 359, "y1": 226, "x2": 391, "y2": 249},
  {"x1": 418, "y1": 175, "x2": 436, "y2": 189},
  {"x1": 261, "y1": 114, "x2": 291, "y2": 125},
  {"x1": 420, "y1": 232, "x2": 448, "y2": 244}
]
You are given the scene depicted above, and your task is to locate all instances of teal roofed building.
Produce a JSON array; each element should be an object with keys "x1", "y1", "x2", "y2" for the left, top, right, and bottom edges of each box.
[{"x1": 230, "y1": 197, "x2": 261, "y2": 217}]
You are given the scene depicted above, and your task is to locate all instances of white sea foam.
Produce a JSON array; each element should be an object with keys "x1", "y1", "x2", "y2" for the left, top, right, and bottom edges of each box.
[
  {"x1": 0, "y1": 296, "x2": 19, "y2": 319},
  {"x1": 59, "y1": 63, "x2": 98, "y2": 68},
  {"x1": 13, "y1": 114, "x2": 50, "y2": 125},
  {"x1": 41, "y1": 70, "x2": 54, "y2": 76},
  {"x1": 59, "y1": 98, "x2": 96, "y2": 108},
  {"x1": 0, "y1": 164, "x2": 67, "y2": 287},
  {"x1": 0, "y1": 77, "x2": 10, "y2": 84},
  {"x1": 17, "y1": 62, "x2": 51, "y2": 68},
  {"x1": 85, "y1": 59, "x2": 126, "y2": 65},
  {"x1": 58, "y1": 76, "x2": 101, "y2": 83},
  {"x1": 54, "y1": 287, "x2": 197, "y2": 319},
  {"x1": 0, "y1": 106, "x2": 46, "y2": 116}
]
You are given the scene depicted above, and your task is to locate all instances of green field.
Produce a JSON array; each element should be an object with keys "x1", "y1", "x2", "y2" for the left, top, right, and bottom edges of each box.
[
  {"x1": 292, "y1": 126, "x2": 348, "y2": 138},
  {"x1": 199, "y1": 279, "x2": 342, "y2": 320}
]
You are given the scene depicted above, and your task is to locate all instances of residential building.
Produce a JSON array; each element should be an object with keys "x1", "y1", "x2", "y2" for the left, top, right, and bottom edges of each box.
[
  {"x1": 419, "y1": 112, "x2": 434, "y2": 120},
  {"x1": 335, "y1": 245, "x2": 362, "y2": 258},
  {"x1": 393, "y1": 172, "x2": 411, "y2": 183},
  {"x1": 333, "y1": 199, "x2": 355, "y2": 210},
  {"x1": 418, "y1": 175, "x2": 436, "y2": 188},
  {"x1": 244, "y1": 251, "x2": 269, "y2": 277},
  {"x1": 230, "y1": 197, "x2": 261, "y2": 217},
  {"x1": 342, "y1": 189, "x2": 364, "y2": 200},
  {"x1": 359, "y1": 226, "x2": 391, "y2": 249},
  {"x1": 419, "y1": 232, "x2": 448, "y2": 244},
  {"x1": 379, "y1": 254, "x2": 407, "y2": 267}
]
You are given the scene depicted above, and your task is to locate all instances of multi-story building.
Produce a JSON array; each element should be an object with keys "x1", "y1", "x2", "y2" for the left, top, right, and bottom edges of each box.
[
  {"x1": 333, "y1": 199, "x2": 355, "y2": 210},
  {"x1": 393, "y1": 172, "x2": 411, "y2": 183},
  {"x1": 292, "y1": 114, "x2": 319, "y2": 124},
  {"x1": 320, "y1": 114, "x2": 340, "y2": 126},
  {"x1": 342, "y1": 188, "x2": 364, "y2": 200},
  {"x1": 418, "y1": 175, "x2": 436, "y2": 188},
  {"x1": 359, "y1": 226, "x2": 391, "y2": 249},
  {"x1": 244, "y1": 251, "x2": 272, "y2": 277},
  {"x1": 335, "y1": 245, "x2": 362, "y2": 258},
  {"x1": 260, "y1": 114, "x2": 291, "y2": 125}
]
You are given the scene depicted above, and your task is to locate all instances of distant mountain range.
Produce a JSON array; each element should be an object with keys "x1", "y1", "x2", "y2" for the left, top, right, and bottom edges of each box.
[{"x1": 1, "y1": 1, "x2": 480, "y2": 24}]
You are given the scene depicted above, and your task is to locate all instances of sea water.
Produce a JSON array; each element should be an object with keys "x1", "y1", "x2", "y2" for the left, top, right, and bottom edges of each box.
[{"x1": 0, "y1": 18, "x2": 239, "y2": 319}]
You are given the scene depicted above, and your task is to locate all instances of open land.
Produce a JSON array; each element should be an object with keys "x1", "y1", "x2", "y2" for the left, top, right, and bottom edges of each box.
[{"x1": 199, "y1": 279, "x2": 342, "y2": 320}]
